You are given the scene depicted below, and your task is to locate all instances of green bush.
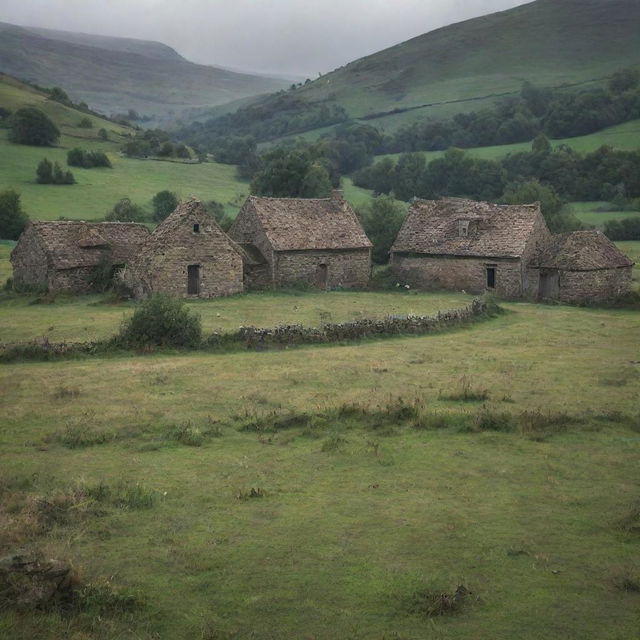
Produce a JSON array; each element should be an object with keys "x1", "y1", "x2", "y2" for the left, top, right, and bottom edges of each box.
[
  {"x1": 105, "y1": 197, "x2": 147, "y2": 222},
  {"x1": 78, "y1": 117, "x2": 93, "y2": 128},
  {"x1": 0, "y1": 189, "x2": 29, "y2": 239},
  {"x1": 116, "y1": 294, "x2": 202, "y2": 348},
  {"x1": 9, "y1": 107, "x2": 60, "y2": 146},
  {"x1": 152, "y1": 190, "x2": 178, "y2": 222}
]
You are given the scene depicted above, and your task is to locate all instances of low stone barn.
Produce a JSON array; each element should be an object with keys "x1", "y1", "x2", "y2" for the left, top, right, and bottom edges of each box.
[
  {"x1": 11, "y1": 221, "x2": 150, "y2": 293},
  {"x1": 390, "y1": 198, "x2": 550, "y2": 298},
  {"x1": 529, "y1": 230, "x2": 634, "y2": 304},
  {"x1": 228, "y1": 191, "x2": 372, "y2": 290},
  {"x1": 123, "y1": 199, "x2": 244, "y2": 299}
]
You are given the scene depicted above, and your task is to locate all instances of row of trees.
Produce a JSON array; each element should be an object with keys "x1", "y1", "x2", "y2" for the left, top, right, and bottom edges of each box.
[
  {"x1": 67, "y1": 148, "x2": 111, "y2": 169},
  {"x1": 122, "y1": 129, "x2": 191, "y2": 159}
]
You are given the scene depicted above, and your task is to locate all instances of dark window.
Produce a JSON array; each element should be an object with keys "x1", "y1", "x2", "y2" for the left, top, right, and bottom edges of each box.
[
  {"x1": 187, "y1": 264, "x2": 200, "y2": 295},
  {"x1": 486, "y1": 266, "x2": 496, "y2": 289},
  {"x1": 193, "y1": 223, "x2": 200, "y2": 233}
]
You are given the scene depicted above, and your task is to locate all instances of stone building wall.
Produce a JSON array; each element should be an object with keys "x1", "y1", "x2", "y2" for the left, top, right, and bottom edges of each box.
[
  {"x1": 275, "y1": 249, "x2": 371, "y2": 289},
  {"x1": 127, "y1": 209, "x2": 244, "y2": 299},
  {"x1": 228, "y1": 206, "x2": 275, "y2": 281},
  {"x1": 557, "y1": 267, "x2": 633, "y2": 304},
  {"x1": 10, "y1": 227, "x2": 50, "y2": 290},
  {"x1": 520, "y1": 214, "x2": 552, "y2": 299},
  {"x1": 49, "y1": 267, "x2": 97, "y2": 294},
  {"x1": 391, "y1": 254, "x2": 523, "y2": 297}
]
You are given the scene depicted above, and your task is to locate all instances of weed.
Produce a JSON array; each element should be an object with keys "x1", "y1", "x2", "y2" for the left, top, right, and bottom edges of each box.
[
  {"x1": 52, "y1": 385, "x2": 81, "y2": 400},
  {"x1": 236, "y1": 487, "x2": 265, "y2": 500},
  {"x1": 618, "y1": 501, "x2": 640, "y2": 534},
  {"x1": 517, "y1": 410, "x2": 576, "y2": 439},
  {"x1": 54, "y1": 418, "x2": 115, "y2": 449},
  {"x1": 165, "y1": 421, "x2": 206, "y2": 447},
  {"x1": 610, "y1": 569, "x2": 640, "y2": 592},
  {"x1": 236, "y1": 410, "x2": 311, "y2": 433},
  {"x1": 407, "y1": 584, "x2": 472, "y2": 617},
  {"x1": 440, "y1": 376, "x2": 489, "y2": 402},
  {"x1": 72, "y1": 580, "x2": 142, "y2": 615},
  {"x1": 321, "y1": 435, "x2": 348, "y2": 452},
  {"x1": 471, "y1": 407, "x2": 514, "y2": 432},
  {"x1": 412, "y1": 412, "x2": 463, "y2": 431}
]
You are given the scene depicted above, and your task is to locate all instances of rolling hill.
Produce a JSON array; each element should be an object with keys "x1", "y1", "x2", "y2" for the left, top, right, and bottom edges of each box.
[
  {"x1": 198, "y1": 0, "x2": 640, "y2": 140},
  {"x1": 0, "y1": 21, "x2": 288, "y2": 123}
]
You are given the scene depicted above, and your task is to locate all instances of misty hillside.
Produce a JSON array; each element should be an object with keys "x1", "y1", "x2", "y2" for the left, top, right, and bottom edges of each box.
[
  {"x1": 194, "y1": 0, "x2": 640, "y2": 141},
  {"x1": 0, "y1": 21, "x2": 288, "y2": 122}
]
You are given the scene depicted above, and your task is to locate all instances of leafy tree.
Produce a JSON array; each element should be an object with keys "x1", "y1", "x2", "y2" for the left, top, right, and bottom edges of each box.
[
  {"x1": 604, "y1": 217, "x2": 640, "y2": 240},
  {"x1": 152, "y1": 190, "x2": 179, "y2": 222},
  {"x1": 174, "y1": 143, "x2": 191, "y2": 159},
  {"x1": 0, "y1": 189, "x2": 29, "y2": 240},
  {"x1": 206, "y1": 200, "x2": 233, "y2": 231},
  {"x1": 36, "y1": 158, "x2": 54, "y2": 184},
  {"x1": 98, "y1": 128, "x2": 108, "y2": 141},
  {"x1": 609, "y1": 67, "x2": 640, "y2": 94},
  {"x1": 357, "y1": 196, "x2": 406, "y2": 264},
  {"x1": 9, "y1": 107, "x2": 60, "y2": 146},
  {"x1": 300, "y1": 163, "x2": 332, "y2": 198},
  {"x1": 67, "y1": 148, "x2": 111, "y2": 168},
  {"x1": 49, "y1": 87, "x2": 69, "y2": 103},
  {"x1": 105, "y1": 198, "x2": 147, "y2": 222},
  {"x1": 532, "y1": 133, "x2": 552, "y2": 155},
  {"x1": 52, "y1": 162, "x2": 75, "y2": 185},
  {"x1": 78, "y1": 117, "x2": 93, "y2": 129},
  {"x1": 392, "y1": 153, "x2": 426, "y2": 201},
  {"x1": 158, "y1": 142, "x2": 174, "y2": 157}
]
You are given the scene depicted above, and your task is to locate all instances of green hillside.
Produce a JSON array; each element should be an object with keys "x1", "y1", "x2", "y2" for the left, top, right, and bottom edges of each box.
[
  {"x1": 0, "y1": 75, "x2": 250, "y2": 221},
  {"x1": 0, "y1": 22, "x2": 287, "y2": 123},
  {"x1": 209, "y1": 0, "x2": 640, "y2": 141}
]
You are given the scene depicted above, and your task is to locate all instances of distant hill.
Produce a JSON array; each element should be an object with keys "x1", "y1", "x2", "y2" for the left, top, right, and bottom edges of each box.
[
  {"x1": 0, "y1": 22, "x2": 288, "y2": 123},
  {"x1": 194, "y1": 0, "x2": 640, "y2": 141}
]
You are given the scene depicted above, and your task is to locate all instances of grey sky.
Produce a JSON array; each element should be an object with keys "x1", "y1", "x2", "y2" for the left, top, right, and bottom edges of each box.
[{"x1": 0, "y1": 0, "x2": 531, "y2": 77}]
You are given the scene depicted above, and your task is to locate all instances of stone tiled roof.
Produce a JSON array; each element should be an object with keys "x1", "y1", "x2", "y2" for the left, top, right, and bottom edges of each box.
[
  {"x1": 531, "y1": 230, "x2": 634, "y2": 271},
  {"x1": 244, "y1": 193, "x2": 372, "y2": 251},
  {"x1": 27, "y1": 221, "x2": 150, "y2": 270},
  {"x1": 137, "y1": 199, "x2": 246, "y2": 259},
  {"x1": 391, "y1": 198, "x2": 544, "y2": 259}
]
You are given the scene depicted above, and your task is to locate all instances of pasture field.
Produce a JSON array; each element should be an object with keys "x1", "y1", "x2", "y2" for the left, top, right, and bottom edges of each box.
[
  {"x1": 1, "y1": 295, "x2": 639, "y2": 639},
  {"x1": 571, "y1": 201, "x2": 640, "y2": 229}
]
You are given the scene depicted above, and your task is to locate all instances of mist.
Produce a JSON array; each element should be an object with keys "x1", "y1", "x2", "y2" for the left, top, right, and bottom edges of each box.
[{"x1": 0, "y1": 0, "x2": 531, "y2": 77}]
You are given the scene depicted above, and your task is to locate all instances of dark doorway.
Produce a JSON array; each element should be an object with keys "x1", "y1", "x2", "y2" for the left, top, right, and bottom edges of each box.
[
  {"x1": 539, "y1": 269, "x2": 559, "y2": 299},
  {"x1": 486, "y1": 266, "x2": 496, "y2": 289},
  {"x1": 315, "y1": 263, "x2": 328, "y2": 289},
  {"x1": 187, "y1": 264, "x2": 200, "y2": 295}
]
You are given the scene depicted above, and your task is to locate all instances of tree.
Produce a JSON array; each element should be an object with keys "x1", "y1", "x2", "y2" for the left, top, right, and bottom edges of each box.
[
  {"x1": 36, "y1": 158, "x2": 54, "y2": 184},
  {"x1": 105, "y1": 198, "x2": 147, "y2": 222},
  {"x1": 152, "y1": 191, "x2": 179, "y2": 222},
  {"x1": 357, "y1": 196, "x2": 406, "y2": 264},
  {"x1": 78, "y1": 117, "x2": 93, "y2": 129},
  {"x1": 0, "y1": 189, "x2": 29, "y2": 240},
  {"x1": 9, "y1": 107, "x2": 60, "y2": 146},
  {"x1": 532, "y1": 133, "x2": 552, "y2": 155},
  {"x1": 98, "y1": 128, "x2": 108, "y2": 141},
  {"x1": 300, "y1": 163, "x2": 332, "y2": 198}
]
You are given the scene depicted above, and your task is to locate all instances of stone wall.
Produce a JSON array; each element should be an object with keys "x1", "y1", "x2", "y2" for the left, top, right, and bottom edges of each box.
[
  {"x1": 274, "y1": 249, "x2": 371, "y2": 289},
  {"x1": 126, "y1": 208, "x2": 244, "y2": 299},
  {"x1": 10, "y1": 227, "x2": 50, "y2": 290},
  {"x1": 520, "y1": 214, "x2": 552, "y2": 299},
  {"x1": 49, "y1": 267, "x2": 96, "y2": 294},
  {"x1": 391, "y1": 254, "x2": 523, "y2": 298},
  {"x1": 557, "y1": 267, "x2": 633, "y2": 304}
]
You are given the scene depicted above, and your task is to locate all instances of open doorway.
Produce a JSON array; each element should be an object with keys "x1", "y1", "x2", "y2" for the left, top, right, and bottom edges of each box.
[
  {"x1": 315, "y1": 263, "x2": 328, "y2": 289},
  {"x1": 187, "y1": 264, "x2": 200, "y2": 295},
  {"x1": 539, "y1": 269, "x2": 559, "y2": 299}
]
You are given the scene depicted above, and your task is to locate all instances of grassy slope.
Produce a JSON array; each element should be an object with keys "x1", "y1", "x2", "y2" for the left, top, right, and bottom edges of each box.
[
  {"x1": 272, "y1": 0, "x2": 640, "y2": 136},
  {"x1": 571, "y1": 202, "x2": 640, "y2": 229},
  {"x1": 0, "y1": 300, "x2": 639, "y2": 639},
  {"x1": 0, "y1": 22, "x2": 287, "y2": 120}
]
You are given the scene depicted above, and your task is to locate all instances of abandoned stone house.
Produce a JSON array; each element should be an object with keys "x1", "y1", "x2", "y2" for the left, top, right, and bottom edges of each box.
[
  {"x1": 10, "y1": 221, "x2": 150, "y2": 293},
  {"x1": 390, "y1": 198, "x2": 551, "y2": 299},
  {"x1": 228, "y1": 191, "x2": 372, "y2": 290},
  {"x1": 528, "y1": 230, "x2": 633, "y2": 304},
  {"x1": 122, "y1": 199, "x2": 245, "y2": 299},
  {"x1": 390, "y1": 198, "x2": 634, "y2": 303}
]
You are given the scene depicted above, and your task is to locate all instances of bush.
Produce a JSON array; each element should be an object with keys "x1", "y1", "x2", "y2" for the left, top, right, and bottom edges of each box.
[
  {"x1": 78, "y1": 117, "x2": 93, "y2": 128},
  {"x1": 604, "y1": 217, "x2": 640, "y2": 240},
  {"x1": 116, "y1": 294, "x2": 202, "y2": 348},
  {"x1": 36, "y1": 159, "x2": 75, "y2": 185},
  {"x1": 67, "y1": 148, "x2": 112, "y2": 169},
  {"x1": 0, "y1": 189, "x2": 29, "y2": 239},
  {"x1": 9, "y1": 107, "x2": 60, "y2": 146},
  {"x1": 152, "y1": 190, "x2": 178, "y2": 222},
  {"x1": 105, "y1": 197, "x2": 147, "y2": 222},
  {"x1": 98, "y1": 128, "x2": 108, "y2": 141}
]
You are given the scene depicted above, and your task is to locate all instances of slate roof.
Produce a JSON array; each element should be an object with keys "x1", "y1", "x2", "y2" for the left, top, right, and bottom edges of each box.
[
  {"x1": 25, "y1": 221, "x2": 150, "y2": 270},
  {"x1": 242, "y1": 193, "x2": 372, "y2": 251},
  {"x1": 531, "y1": 230, "x2": 634, "y2": 271},
  {"x1": 391, "y1": 198, "x2": 544, "y2": 259}
]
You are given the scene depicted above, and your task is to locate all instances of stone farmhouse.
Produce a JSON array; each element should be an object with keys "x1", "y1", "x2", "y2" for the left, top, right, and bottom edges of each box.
[
  {"x1": 529, "y1": 230, "x2": 633, "y2": 304},
  {"x1": 390, "y1": 198, "x2": 634, "y2": 303},
  {"x1": 122, "y1": 199, "x2": 245, "y2": 299},
  {"x1": 10, "y1": 221, "x2": 150, "y2": 293},
  {"x1": 228, "y1": 191, "x2": 372, "y2": 290}
]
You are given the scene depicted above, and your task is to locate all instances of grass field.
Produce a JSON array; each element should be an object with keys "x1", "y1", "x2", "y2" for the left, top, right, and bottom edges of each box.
[
  {"x1": 1, "y1": 295, "x2": 639, "y2": 639},
  {"x1": 571, "y1": 201, "x2": 640, "y2": 229}
]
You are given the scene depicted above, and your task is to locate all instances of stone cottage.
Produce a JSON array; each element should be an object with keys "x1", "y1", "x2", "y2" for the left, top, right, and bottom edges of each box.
[
  {"x1": 123, "y1": 199, "x2": 244, "y2": 299},
  {"x1": 11, "y1": 221, "x2": 150, "y2": 293},
  {"x1": 390, "y1": 198, "x2": 550, "y2": 298},
  {"x1": 528, "y1": 230, "x2": 634, "y2": 304},
  {"x1": 228, "y1": 191, "x2": 372, "y2": 290}
]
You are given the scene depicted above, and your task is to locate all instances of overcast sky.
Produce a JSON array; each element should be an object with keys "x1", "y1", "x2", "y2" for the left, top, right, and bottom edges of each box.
[{"x1": 0, "y1": 0, "x2": 531, "y2": 77}]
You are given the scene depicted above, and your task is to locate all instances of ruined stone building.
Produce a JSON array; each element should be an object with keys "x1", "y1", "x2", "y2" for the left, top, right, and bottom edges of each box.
[
  {"x1": 10, "y1": 221, "x2": 150, "y2": 293},
  {"x1": 390, "y1": 198, "x2": 550, "y2": 299},
  {"x1": 390, "y1": 198, "x2": 635, "y2": 303},
  {"x1": 123, "y1": 199, "x2": 244, "y2": 298},
  {"x1": 229, "y1": 191, "x2": 372, "y2": 290},
  {"x1": 528, "y1": 230, "x2": 633, "y2": 304}
]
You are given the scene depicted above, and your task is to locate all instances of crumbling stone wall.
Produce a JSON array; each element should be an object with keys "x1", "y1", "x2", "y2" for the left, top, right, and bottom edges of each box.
[
  {"x1": 228, "y1": 205, "x2": 275, "y2": 284},
  {"x1": 10, "y1": 228, "x2": 49, "y2": 290},
  {"x1": 520, "y1": 215, "x2": 552, "y2": 299},
  {"x1": 49, "y1": 267, "x2": 96, "y2": 294},
  {"x1": 391, "y1": 254, "x2": 523, "y2": 298},
  {"x1": 275, "y1": 249, "x2": 371, "y2": 289},
  {"x1": 557, "y1": 267, "x2": 633, "y2": 304}
]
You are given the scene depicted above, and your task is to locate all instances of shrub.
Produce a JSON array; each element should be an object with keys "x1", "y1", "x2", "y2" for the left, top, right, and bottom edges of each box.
[
  {"x1": 407, "y1": 584, "x2": 471, "y2": 617},
  {"x1": 152, "y1": 190, "x2": 178, "y2": 222},
  {"x1": 67, "y1": 148, "x2": 112, "y2": 169},
  {"x1": 0, "y1": 189, "x2": 29, "y2": 239},
  {"x1": 98, "y1": 128, "x2": 108, "y2": 141},
  {"x1": 439, "y1": 376, "x2": 489, "y2": 402},
  {"x1": 8, "y1": 107, "x2": 60, "y2": 146},
  {"x1": 116, "y1": 294, "x2": 202, "y2": 348},
  {"x1": 37, "y1": 159, "x2": 75, "y2": 185},
  {"x1": 105, "y1": 197, "x2": 147, "y2": 222},
  {"x1": 78, "y1": 117, "x2": 93, "y2": 128},
  {"x1": 164, "y1": 421, "x2": 205, "y2": 447}
]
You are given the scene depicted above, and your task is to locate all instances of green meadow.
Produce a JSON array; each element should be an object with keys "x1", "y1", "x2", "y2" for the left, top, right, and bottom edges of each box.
[{"x1": 1, "y1": 293, "x2": 639, "y2": 639}]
